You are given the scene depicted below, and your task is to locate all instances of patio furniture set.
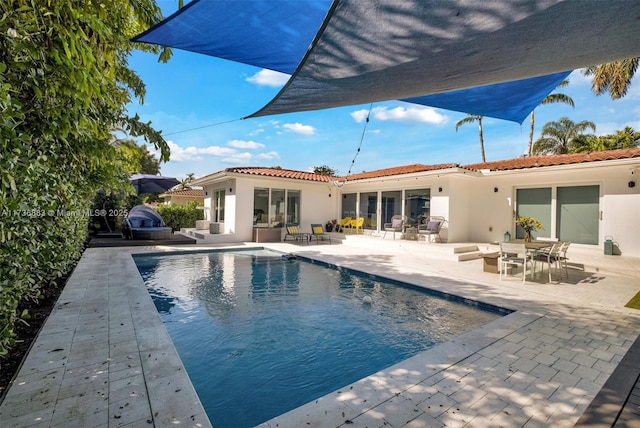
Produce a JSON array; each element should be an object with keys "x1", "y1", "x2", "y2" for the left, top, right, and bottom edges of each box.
[
  {"x1": 284, "y1": 224, "x2": 332, "y2": 244},
  {"x1": 383, "y1": 215, "x2": 445, "y2": 243},
  {"x1": 498, "y1": 239, "x2": 571, "y2": 283}
]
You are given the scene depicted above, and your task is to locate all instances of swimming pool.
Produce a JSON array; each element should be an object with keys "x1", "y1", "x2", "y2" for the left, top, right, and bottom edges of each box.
[{"x1": 134, "y1": 249, "x2": 509, "y2": 427}]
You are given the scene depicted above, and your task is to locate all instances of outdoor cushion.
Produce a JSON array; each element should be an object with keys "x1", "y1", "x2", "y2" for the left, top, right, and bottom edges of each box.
[
  {"x1": 129, "y1": 218, "x2": 142, "y2": 228},
  {"x1": 288, "y1": 225, "x2": 300, "y2": 234},
  {"x1": 391, "y1": 218, "x2": 402, "y2": 228},
  {"x1": 426, "y1": 221, "x2": 441, "y2": 231},
  {"x1": 312, "y1": 226, "x2": 324, "y2": 234}
]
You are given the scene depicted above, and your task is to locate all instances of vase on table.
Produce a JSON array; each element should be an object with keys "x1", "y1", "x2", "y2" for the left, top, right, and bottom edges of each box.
[{"x1": 524, "y1": 231, "x2": 531, "y2": 242}]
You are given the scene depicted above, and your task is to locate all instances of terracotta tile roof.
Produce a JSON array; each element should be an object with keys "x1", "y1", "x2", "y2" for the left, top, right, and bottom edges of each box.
[
  {"x1": 341, "y1": 163, "x2": 459, "y2": 181},
  {"x1": 224, "y1": 167, "x2": 335, "y2": 182},
  {"x1": 159, "y1": 188, "x2": 205, "y2": 197},
  {"x1": 463, "y1": 148, "x2": 640, "y2": 171}
]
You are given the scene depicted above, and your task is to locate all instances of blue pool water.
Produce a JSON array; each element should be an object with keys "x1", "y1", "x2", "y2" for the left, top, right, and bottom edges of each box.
[{"x1": 134, "y1": 249, "x2": 508, "y2": 427}]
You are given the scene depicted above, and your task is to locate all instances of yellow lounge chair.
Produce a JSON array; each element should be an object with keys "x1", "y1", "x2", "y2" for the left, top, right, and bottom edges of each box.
[{"x1": 310, "y1": 224, "x2": 331, "y2": 244}]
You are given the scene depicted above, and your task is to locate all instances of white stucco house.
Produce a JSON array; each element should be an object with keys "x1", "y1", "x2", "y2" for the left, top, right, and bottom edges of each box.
[{"x1": 190, "y1": 148, "x2": 640, "y2": 257}]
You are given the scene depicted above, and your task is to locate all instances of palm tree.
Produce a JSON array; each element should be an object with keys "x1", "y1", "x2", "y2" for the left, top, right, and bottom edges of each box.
[
  {"x1": 532, "y1": 117, "x2": 596, "y2": 155},
  {"x1": 178, "y1": 172, "x2": 195, "y2": 190},
  {"x1": 527, "y1": 80, "x2": 574, "y2": 156},
  {"x1": 583, "y1": 58, "x2": 639, "y2": 100},
  {"x1": 455, "y1": 115, "x2": 485, "y2": 162}
]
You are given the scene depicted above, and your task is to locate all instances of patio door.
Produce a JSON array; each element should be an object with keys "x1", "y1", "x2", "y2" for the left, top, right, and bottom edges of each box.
[
  {"x1": 359, "y1": 192, "x2": 377, "y2": 230},
  {"x1": 516, "y1": 188, "x2": 551, "y2": 239},
  {"x1": 557, "y1": 185, "x2": 599, "y2": 244},
  {"x1": 381, "y1": 191, "x2": 402, "y2": 225}
]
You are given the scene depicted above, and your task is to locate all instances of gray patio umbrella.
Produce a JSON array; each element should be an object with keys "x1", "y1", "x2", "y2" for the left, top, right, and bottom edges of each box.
[{"x1": 129, "y1": 174, "x2": 180, "y2": 195}]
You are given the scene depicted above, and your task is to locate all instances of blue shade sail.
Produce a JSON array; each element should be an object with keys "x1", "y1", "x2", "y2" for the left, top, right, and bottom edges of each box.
[
  {"x1": 134, "y1": 0, "x2": 640, "y2": 123},
  {"x1": 133, "y1": 0, "x2": 332, "y2": 74}
]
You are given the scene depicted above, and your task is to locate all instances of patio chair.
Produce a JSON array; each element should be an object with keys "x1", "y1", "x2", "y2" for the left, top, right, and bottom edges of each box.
[
  {"x1": 383, "y1": 215, "x2": 405, "y2": 240},
  {"x1": 310, "y1": 224, "x2": 331, "y2": 244},
  {"x1": 499, "y1": 242, "x2": 534, "y2": 284},
  {"x1": 284, "y1": 224, "x2": 308, "y2": 244},
  {"x1": 532, "y1": 242, "x2": 561, "y2": 282},
  {"x1": 350, "y1": 217, "x2": 364, "y2": 235},
  {"x1": 557, "y1": 241, "x2": 571, "y2": 278},
  {"x1": 336, "y1": 217, "x2": 351, "y2": 233},
  {"x1": 418, "y1": 216, "x2": 444, "y2": 243}
]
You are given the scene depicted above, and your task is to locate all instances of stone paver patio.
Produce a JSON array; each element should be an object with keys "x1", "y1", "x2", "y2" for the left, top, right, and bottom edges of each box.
[{"x1": 1, "y1": 236, "x2": 639, "y2": 427}]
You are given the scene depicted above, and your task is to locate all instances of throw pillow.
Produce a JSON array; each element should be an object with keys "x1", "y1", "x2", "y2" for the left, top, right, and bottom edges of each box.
[{"x1": 427, "y1": 221, "x2": 441, "y2": 231}]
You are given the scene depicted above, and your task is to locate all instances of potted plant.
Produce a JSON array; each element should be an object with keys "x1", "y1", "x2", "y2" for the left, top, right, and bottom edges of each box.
[
  {"x1": 325, "y1": 219, "x2": 336, "y2": 232},
  {"x1": 515, "y1": 216, "x2": 543, "y2": 242}
]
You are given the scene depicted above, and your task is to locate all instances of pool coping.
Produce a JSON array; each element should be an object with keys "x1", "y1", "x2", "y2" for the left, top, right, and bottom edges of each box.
[{"x1": 1, "y1": 242, "x2": 639, "y2": 427}]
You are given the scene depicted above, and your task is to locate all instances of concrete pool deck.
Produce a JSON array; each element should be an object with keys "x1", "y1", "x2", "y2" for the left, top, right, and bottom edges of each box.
[{"x1": 1, "y1": 236, "x2": 639, "y2": 427}]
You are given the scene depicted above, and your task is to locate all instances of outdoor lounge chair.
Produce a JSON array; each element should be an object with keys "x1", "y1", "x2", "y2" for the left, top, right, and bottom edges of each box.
[
  {"x1": 499, "y1": 242, "x2": 534, "y2": 284},
  {"x1": 383, "y1": 215, "x2": 405, "y2": 239},
  {"x1": 310, "y1": 224, "x2": 331, "y2": 244},
  {"x1": 284, "y1": 224, "x2": 308, "y2": 244},
  {"x1": 122, "y1": 205, "x2": 172, "y2": 240},
  {"x1": 418, "y1": 216, "x2": 444, "y2": 243}
]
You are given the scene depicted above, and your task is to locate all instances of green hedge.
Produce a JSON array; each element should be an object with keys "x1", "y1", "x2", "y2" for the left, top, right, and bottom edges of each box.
[
  {"x1": 0, "y1": 0, "x2": 169, "y2": 356},
  {"x1": 156, "y1": 201, "x2": 204, "y2": 231}
]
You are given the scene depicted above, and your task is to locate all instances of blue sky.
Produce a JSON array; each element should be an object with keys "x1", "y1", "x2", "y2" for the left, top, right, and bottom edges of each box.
[{"x1": 127, "y1": 5, "x2": 640, "y2": 181}]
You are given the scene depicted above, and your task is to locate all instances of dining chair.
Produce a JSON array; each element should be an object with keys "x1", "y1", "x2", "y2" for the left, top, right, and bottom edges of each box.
[
  {"x1": 557, "y1": 241, "x2": 571, "y2": 278},
  {"x1": 533, "y1": 242, "x2": 561, "y2": 282},
  {"x1": 499, "y1": 242, "x2": 534, "y2": 284}
]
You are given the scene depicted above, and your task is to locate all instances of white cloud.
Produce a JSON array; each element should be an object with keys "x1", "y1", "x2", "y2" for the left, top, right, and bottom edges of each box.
[
  {"x1": 350, "y1": 110, "x2": 369, "y2": 123},
  {"x1": 227, "y1": 139, "x2": 265, "y2": 149},
  {"x1": 221, "y1": 152, "x2": 253, "y2": 164},
  {"x1": 246, "y1": 69, "x2": 290, "y2": 87},
  {"x1": 166, "y1": 141, "x2": 236, "y2": 162},
  {"x1": 257, "y1": 151, "x2": 279, "y2": 160},
  {"x1": 283, "y1": 122, "x2": 315, "y2": 135},
  {"x1": 351, "y1": 106, "x2": 449, "y2": 125},
  {"x1": 248, "y1": 128, "x2": 265, "y2": 137}
]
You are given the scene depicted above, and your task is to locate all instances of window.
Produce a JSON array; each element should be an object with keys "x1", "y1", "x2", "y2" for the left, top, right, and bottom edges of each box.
[
  {"x1": 557, "y1": 185, "x2": 599, "y2": 245},
  {"x1": 341, "y1": 193, "x2": 357, "y2": 218},
  {"x1": 516, "y1": 185, "x2": 600, "y2": 244},
  {"x1": 212, "y1": 189, "x2": 225, "y2": 222},
  {"x1": 253, "y1": 187, "x2": 300, "y2": 228},
  {"x1": 405, "y1": 188, "x2": 430, "y2": 226},
  {"x1": 253, "y1": 187, "x2": 269, "y2": 226},
  {"x1": 286, "y1": 190, "x2": 301, "y2": 225},
  {"x1": 516, "y1": 188, "x2": 551, "y2": 239},
  {"x1": 360, "y1": 192, "x2": 377, "y2": 230},
  {"x1": 381, "y1": 191, "x2": 402, "y2": 225},
  {"x1": 270, "y1": 188, "x2": 285, "y2": 228}
]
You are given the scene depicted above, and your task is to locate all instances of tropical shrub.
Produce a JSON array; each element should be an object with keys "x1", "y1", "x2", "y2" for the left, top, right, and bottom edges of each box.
[
  {"x1": 0, "y1": 1, "x2": 170, "y2": 355},
  {"x1": 156, "y1": 201, "x2": 204, "y2": 231}
]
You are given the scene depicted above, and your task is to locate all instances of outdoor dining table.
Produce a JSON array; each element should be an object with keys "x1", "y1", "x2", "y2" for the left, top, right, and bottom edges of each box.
[{"x1": 509, "y1": 239, "x2": 555, "y2": 251}]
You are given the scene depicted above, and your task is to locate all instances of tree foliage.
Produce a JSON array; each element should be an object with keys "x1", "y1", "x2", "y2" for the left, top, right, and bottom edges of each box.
[
  {"x1": 527, "y1": 80, "x2": 574, "y2": 156},
  {"x1": 583, "y1": 58, "x2": 639, "y2": 100},
  {"x1": 0, "y1": 0, "x2": 170, "y2": 355},
  {"x1": 570, "y1": 126, "x2": 640, "y2": 153},
  {"x1": 532, "y1": 117, "x2": 596, "y2": 155},
  {"x1": 313, "y1": 165, "x2": 339, "y2": 176}
]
